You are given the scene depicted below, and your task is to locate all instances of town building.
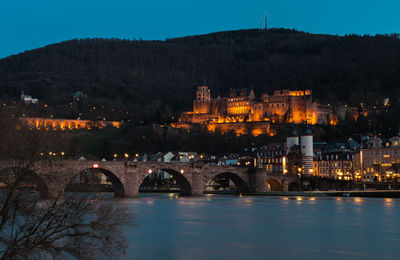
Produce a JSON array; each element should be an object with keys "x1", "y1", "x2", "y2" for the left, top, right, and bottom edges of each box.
[
  {"x1": 354, "y1": 135, "x2": 400, "y2": 182},
  {"x1": 313, "y1": 139, "x2": 359, "y2": 180},
  {"x1": 255, "y1": 143, "x2": 285, "y2": 172},
  {"x1": 256, "y1": 125, "x2": 314, "y2": 175}
]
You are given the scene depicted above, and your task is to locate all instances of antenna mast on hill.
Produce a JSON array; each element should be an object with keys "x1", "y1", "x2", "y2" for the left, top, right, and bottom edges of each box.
[
  {"x1": 259, "y1": 18, "x2": 263, "y2": 30},
  {"x1": 265, "y1": 12, "x2": 268, "y2": 30}
]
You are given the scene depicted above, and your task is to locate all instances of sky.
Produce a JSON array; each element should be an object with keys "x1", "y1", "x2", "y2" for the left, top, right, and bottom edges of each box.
[{"x1": 0, "y1": 0, "x2": 399, "y2": 58}]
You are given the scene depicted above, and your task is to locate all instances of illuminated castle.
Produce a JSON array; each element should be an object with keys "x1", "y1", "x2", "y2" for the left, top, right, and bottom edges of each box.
[{"x1": 173, "y1": 86, "x2": 337, "y2": 135}]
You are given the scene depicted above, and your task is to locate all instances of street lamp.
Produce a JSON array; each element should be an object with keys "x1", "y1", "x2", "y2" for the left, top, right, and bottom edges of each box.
[{"x1": 298, "y1": 167, "x2": 303, "y2": 191}]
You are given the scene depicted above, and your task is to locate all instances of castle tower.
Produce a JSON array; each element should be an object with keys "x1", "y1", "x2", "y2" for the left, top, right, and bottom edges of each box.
[
  {"x1": 196, "y1": 86, "x2": 210, "y2": 101},
  {"x1": 230, "y1": 88, "x2": 237, "y2": 97},
  {"x1": 300, "y1": 126, "x2": 313, "y2": 175},
  {"x1": 286, "y1": 125, "x2": 299, "y2": 155},
  {"x1": 193, "y1": 86, "x2": 211, "y2": 114},
  {"x1": 249, "y1": 87, "x2": 255, "y2": 100}
]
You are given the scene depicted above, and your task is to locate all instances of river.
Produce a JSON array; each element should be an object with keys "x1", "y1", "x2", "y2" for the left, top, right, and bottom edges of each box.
[{"x1": 117, "y1": 194, "x2": 400, "y2": 260}]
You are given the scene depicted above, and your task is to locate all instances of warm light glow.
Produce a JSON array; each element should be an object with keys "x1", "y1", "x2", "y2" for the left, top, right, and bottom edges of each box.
[
  {"x1": 148, "y1": 169, "x2": 152, "y2": 174},
  {"x1": 92, "y1": 164, "x2": 99, "y2": 168},
  {"x1": 174, "y1": 87, "x2": 337, "y2": 135},
  {"x1": 180, "y1": 169, "x2": 184, "y2": 174},
  {"x1": 381, "y1": 163, "x2": 392, "y2": 167},
  {"x1": 20, "y1": 117, "x2": 122, "y2": 131}
]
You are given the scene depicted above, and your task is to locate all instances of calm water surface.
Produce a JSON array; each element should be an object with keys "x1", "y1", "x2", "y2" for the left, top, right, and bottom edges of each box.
[{"x1": 119, "y1": 194, "x2": 400, "y2": 260}]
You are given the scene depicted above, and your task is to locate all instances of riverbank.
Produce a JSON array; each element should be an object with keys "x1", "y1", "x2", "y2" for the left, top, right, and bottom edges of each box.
[{"x1": 204, "y1": 190, "x2": 400, "y2": 198}]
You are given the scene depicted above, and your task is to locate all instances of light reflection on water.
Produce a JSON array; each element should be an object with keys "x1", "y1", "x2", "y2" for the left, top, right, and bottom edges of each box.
[{"x1": 118, "y1": 194, "x2": 400, "y2": 260}]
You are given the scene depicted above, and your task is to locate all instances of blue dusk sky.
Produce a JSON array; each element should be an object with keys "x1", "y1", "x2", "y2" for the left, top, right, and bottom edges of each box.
[{"x1": 0, "y1": 0, "x2": 399, "y2": 58}]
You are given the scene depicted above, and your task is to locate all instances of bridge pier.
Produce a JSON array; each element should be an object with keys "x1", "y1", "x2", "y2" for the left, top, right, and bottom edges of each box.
[
  {"x1": 249, "y1": 168, "x2": 268, "y2": 193},
  {"x1": 123, "y1": 172, "x2": 139, "y2": 197},
  {"x1": 282, "y1": 181, "x2": 289, "y2": 192},
  {"x1": 190, "y1": 172, "x2": 203, "y2": 196}
]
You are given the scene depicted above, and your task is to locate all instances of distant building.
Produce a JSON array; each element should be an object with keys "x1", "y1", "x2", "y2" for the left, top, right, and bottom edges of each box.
[
  {"x1": 354, "y1": 135, "x2": 400, "y2": 182},
  {"x1": 173, "y1": 86, "x2": 338, "y2": 136},
  {"x1": 255, "y1": 125, "x2": 314, "y2": 175},
  {"x1": 313, "y1": 139, "x2": 359, "y2": 180},
  {"x1": 21, "y1": 91, "x2": 38, "y2": 104},
  {"x1": 20, "y1": 117, "x2": 122, "y2": 131},
  {"x1": 255, "y1": 143, "x2": 285, "y2": 172}
]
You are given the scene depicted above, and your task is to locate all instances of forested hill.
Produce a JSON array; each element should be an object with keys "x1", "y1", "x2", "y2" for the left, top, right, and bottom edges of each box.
[{"x1": 1, "y1": 28, "x2": 400, "y2": 123}]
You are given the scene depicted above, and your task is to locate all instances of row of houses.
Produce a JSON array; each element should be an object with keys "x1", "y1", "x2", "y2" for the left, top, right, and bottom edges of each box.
[
  {"x1": 76, "y1": 131, "x2": 400, "y2": 183},
  {"x1": 254, "y1": 132, "x2": 400, "y2": 182}
]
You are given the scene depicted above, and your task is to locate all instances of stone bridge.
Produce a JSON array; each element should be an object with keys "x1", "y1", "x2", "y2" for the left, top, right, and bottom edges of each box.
[{"x1": 0, "y1": 160, "x2": 300, "y2": 198}]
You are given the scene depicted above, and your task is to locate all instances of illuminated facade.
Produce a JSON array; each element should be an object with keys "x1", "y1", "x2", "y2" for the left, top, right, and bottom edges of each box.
[
  {"x1": 174, "y1": 86, "x2": 337, "y2": 135},
  {"x1": 255, "y1": 143, "x2": 286, "y2": 173},
  {"x1": 313, "y1": 140, "x2": 359, "y2": 180},
  {"x1": 313, "y1": 153, "x2": 354, "y2": 180},
  {"x1": 20, "y1": 117, "x2": 122, "y2": 130},
  {"x1": 355, "y1": 136, "x2": 400, "y2": 182}
]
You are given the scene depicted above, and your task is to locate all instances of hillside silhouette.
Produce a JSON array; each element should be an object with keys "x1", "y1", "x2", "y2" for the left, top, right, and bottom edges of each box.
[{"x1": 1, "y1": 28, "x2": 400, "y2": 124}]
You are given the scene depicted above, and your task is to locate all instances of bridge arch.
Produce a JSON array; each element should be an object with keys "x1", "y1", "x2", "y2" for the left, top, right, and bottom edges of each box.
[
  {"x1": 64, "y1": 167, "x2": 125, "y2": 197},
  {"x1": 205, "y1": 171, "x2": 249, "y2": 193},
  {"x1": 0, "y1": 167, "x2": 49, "y2": 198},
  {"x1": 138, "y1": 168, "x2": 192, "y2": 196},
  {"x1": 267, "y1": 178, "x2": 283, "y2": 191}
]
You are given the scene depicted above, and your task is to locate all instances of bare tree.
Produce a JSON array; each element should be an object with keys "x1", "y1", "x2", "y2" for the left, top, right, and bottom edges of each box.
[{"x1": 0, "y1": 110, "x2": 132, "y2": 259}]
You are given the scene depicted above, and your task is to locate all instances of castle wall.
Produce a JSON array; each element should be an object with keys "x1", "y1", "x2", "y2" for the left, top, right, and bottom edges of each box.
[
  {"x1": 253, "y1": 103, "x2": 264, "y2": 121},
  {"x1": 227, "y1": 96, "x2": 253, "y2": 115},
  {"x1": 176, "y1": 86, "x2": 337, "y2": 135},
  {"x1": 289, "y1": 95, "x2": 313, "y2": 124},
  {"x1": 193, "y1": 100, "x2": 210, "y2": 114},
  {"x1": 207, "y1": 121, "x2": 270, "y2": 136}
]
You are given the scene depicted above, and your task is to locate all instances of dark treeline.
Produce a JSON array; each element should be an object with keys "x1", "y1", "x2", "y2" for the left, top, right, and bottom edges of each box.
[
  {"x1": 0, "y1": 29, "x2": 400, "y2": 145},
  {"x1": 1, "y1": 29, "x2": 400, "y2": 127},
  {"x1": 66, "y1": 123, "x2": 370, "y2": 158}
]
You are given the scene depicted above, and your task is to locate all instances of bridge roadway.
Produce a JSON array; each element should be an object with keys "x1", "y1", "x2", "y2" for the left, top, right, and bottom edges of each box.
[{"x1": 0, "y1": 160, "x2": 300, "y2": 198}]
